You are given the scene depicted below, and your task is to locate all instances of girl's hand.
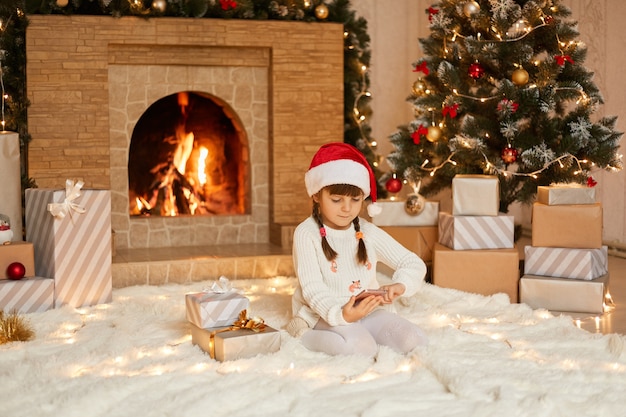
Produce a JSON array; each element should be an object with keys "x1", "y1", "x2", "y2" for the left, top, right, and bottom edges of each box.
[
  {"x1": 380, "y1": 283, "x2": 406, "y2": 303},
  {"x1": 342, "y1": 294, "x2": 384, "y2": 323}
]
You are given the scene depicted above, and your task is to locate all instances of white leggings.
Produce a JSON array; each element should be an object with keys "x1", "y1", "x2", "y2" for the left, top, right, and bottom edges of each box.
[{"x1": 300, "y1": 309, "x2": 428, "y2": 357}]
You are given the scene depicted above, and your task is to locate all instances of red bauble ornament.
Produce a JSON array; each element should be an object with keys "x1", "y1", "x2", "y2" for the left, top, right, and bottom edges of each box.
[
  {"x1": 7, "y1": 262, "x2": 26, "y2": 280},
  {"x1": 468, "y1": 62, "x2": 485, "y2": 79},
  {"x1": 385, "y1": 177, "x2": 403, "y2": 194},
  {"x1": 501, "y1": 146, "x2": 518, "y2": 164}
]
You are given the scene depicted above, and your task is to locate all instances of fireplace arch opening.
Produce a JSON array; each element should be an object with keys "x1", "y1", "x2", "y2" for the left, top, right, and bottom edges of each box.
[{"x1": 128, "y1": 91, "x2": 249, "y2": 217}]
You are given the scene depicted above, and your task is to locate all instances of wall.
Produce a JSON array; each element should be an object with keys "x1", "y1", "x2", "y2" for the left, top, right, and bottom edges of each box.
[{"x1": 353, "y1": 0, "x2": 626, "y2": 245}]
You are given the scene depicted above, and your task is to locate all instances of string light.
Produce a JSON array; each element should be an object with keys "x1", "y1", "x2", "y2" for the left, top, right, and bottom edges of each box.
[
  {"x1": 0, "y1": 17, "x2": 7, "y2": 131},
  {"x1": 417, "y1": 144, "x2": 599, "y2": 180},
  {"x1": 0, "y1": 60, "x2": 6, "y2": 131},
  {"x1": 451, "y1": 22, "x2": 548, "y2": 44},
  {"x1": 351, "y1": 61, "x2": 382, "y2": 168}
]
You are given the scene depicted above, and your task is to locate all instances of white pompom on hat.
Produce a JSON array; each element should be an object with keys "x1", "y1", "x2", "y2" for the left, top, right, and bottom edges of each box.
[{"x1": 305, "y1": 142, "x2": 382, "y2": 217}]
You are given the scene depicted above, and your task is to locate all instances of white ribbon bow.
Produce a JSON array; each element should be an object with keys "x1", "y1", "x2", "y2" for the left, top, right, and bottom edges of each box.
[
  {"x1": 203, "y1": 276, "x2": 234, "y2": 294},
  {"x1": 47, "y1": 179, "x2": 87, "y2": 219}
]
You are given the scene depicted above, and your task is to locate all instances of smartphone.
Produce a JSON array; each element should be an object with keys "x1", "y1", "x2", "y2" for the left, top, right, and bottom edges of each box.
[{"x1": 354, "y1": 289, "x2": 387, "y2": 301}]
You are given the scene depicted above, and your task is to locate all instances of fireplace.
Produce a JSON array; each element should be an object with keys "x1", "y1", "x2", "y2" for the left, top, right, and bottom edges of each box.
[
  {"x1": 128, "y1": 91, "x2": 249, "y2": 217},
  {"x1": 25, "y1": 15, "x2": 345, "y2": 252},
  {"x1": 108, "y1": 62, "x2": 268, "y2": 248}
]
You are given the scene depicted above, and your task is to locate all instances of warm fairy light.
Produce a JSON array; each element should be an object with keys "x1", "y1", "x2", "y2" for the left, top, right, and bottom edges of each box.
[{"x1": 0, "y1": 60, "x2": 6, "y2": 130}]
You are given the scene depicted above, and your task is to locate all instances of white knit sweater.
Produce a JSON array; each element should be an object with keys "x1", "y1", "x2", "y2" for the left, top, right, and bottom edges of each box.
[{"x1": 290, "y1": 216, "x2": 427, "y2": 329}]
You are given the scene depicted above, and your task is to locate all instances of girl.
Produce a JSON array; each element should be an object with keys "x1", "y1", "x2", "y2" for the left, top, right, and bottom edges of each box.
[{"x1": 286, "y1": 142, "x2": 428, "y2": 357}]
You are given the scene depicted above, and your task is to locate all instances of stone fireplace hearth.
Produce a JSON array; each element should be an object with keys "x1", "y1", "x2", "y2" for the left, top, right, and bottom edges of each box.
[{"x1": 25, "y1": 15, "x2": 344, "y2": 286}]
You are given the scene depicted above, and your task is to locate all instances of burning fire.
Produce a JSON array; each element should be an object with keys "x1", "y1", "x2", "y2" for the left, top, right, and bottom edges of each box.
[{"x1": 130, "y1": 91, "x2": 243, "y2": 217}]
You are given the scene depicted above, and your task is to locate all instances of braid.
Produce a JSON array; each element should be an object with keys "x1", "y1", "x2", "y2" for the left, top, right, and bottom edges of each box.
[
  {"x1": 353, "y1": 217, "x2": 369, "y2": 265},
  {"x1": 313, "y1": 202, "x2": 337, "y2": 262}
]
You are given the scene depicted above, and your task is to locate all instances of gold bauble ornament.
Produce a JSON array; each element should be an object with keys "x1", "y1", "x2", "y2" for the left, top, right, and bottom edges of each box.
[
  {"x1": 56, "y1": 0, "x2": 69, "y2": 7},
  {"x1": 405, "y1": 194, "x2": 426, "y2": 216},
  {"x1": 426, "y1": 125, "x2": 442, "y2": 142},
  {"x1": 152, "y1": 0, "x2": 167, "y2": 12},
  {"x1": 315, "y1": 4, "x2": 329, "y2": 20},
  {"x1": 463, "y1": 0, "x2": 480, "y2": 17},
  {"x1": 512, "y1": 68, "x2": 529, "y2": 86},
  {"x1": 412, "y1": 79, "x2": 426, "y2": 95}
]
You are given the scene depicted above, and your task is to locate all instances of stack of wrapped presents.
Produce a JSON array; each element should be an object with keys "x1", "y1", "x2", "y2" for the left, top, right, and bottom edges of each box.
[
  {"x1": 186, "y1": 277, "x2": 281, "y2": 361},
  {"x1": 0, "y1": 180, "x2": 113, "y2": 314},
  {"x1": 370, "y1": 197, "x2": 440, "y2": 266},
  {"x1": 520, "y1": 184, "x2": 609, "y2": 313},
  {"x1": 432, "y1": 175, "x2": 519, "y2": 302},
  {"x1": 0, "y1": 239, "x2": 54, "y2": 314}
]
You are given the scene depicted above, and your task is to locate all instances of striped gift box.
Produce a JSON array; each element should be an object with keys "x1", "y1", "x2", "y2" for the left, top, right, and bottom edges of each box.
[
  {"x1": 438, "y1": 212, "x2": 514, "y2": 250},
  {"x1": 0, "y1": 277, "x2": 54, "y2": 314},
  {"x1": 186, "y1": 291, "x2": 250, "y2": 329},
  {"x1": 25, "y1": 186, "x2": 112, "y2": 308},
  {"x1": 524, "y1": 246, "x2": 608, "y2": 280}
]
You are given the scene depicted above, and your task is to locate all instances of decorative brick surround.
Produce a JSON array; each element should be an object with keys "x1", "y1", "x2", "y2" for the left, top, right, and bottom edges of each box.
[{"x1": 26, "y1": 15, "x2": 344, "y2": 251}]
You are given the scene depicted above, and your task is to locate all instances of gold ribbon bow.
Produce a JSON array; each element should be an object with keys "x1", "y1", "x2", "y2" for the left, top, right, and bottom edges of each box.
[
  {"x1": 47, "y1": 179, "x2": 87, "y2": 219},
  {"x1": 209, "y1": 309, "x2": 267, "y2": 359}
]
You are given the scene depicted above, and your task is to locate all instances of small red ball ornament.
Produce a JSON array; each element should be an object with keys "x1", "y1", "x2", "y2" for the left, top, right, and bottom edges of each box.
[
  {"x1": 7, "y1": 262, "x2": 26, "y2": 280},
  {"x1": 468, "y1": 62, "x2": 485, "y2": 79},
  {"x1": 501, "y1": 146, "x2": 518, "y2": 164},
  {"x1": 385, "y1": 177, "x2": 403, "y2": 194}
]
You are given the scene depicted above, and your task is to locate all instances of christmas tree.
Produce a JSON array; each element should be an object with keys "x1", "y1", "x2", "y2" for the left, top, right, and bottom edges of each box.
[{"x1": 386, "y1": 0, "x2": 622, "y2": 213}]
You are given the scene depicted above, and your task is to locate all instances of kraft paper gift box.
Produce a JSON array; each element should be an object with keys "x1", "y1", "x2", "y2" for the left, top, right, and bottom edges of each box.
[
  {"x1": 24, "y1": 180, "x2": 112, "y2": 308},
  {"x1": 531, "y1": 202, "x2": 603, "y2": 249},
  {"x1": 438, "y1": 212, "x2": 514, "y2": 250},
  {"x1": 371, "y1": 200, "x2": 439, "y2": 227},
  {"x1": 452, "y1": 175, "x2": 500, "y2": 216},
  {"x1": 379, "y1": 226, "x2": 437, "y2": 262},
  {"x1": 0, "y1": 277, "x2": 54, "y2": 314},
  {"x1": 186, "y1": 291, "x2": 250, "y2": 329},
  {"x1": 519, "y1": 274, "x2": 609, "y2": 314},
  {"x1": 432, "y1": 243, "x2": 520, "y2": 302},
  {"x1": 1, "y1": 241, "x2": 36, "y2": 280},
  {"x1": 536, "y1": 184, "x2": 596, "y2": 205},
  {"x1": 524, "y1": 246, "x2": 608, "y2": 280},
  {"x1": 191, "y1": 323, "x2": 281, "y2": 361}
]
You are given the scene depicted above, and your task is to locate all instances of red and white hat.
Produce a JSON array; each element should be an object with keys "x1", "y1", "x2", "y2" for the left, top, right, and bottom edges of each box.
[{"x1": 305, "y1": 142, "x2": 381, "y2": 217}]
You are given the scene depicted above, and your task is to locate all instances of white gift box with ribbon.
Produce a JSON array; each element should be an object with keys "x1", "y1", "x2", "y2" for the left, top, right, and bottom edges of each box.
[
  {"x1": 186, "y1": 277, "x2": 250, "y2": 329},
  {"x1": 25, "y1": 180, "x2": 112, "y2": 308}
]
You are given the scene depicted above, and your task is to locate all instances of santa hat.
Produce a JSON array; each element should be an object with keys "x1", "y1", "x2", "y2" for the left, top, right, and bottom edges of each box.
[{"x1": 305, "y1": 142, "x2": 382, "y2": 217}]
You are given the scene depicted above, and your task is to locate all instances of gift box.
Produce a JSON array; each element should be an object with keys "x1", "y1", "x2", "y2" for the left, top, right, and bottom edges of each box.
[
  {"x1": 0, "y1": 277, "x2": 54, "y2": 314},
  {"x1": 186, "y1": 291, "x2": 250, "y2": 329},
  {"x1": 190, "y1": 320, "x2": 281, "y2": 361},
  {"x1": 24, "y1": 180, "x2": 112, "y2": 308},
  {"x1": 519, "y1": 274, "x2": 609, "y2": 313},
  {"x1": 524, "y1": 246, "x2": 608, "y2": 280},
  {"x1": 531, "y1": 202, "x2": 603, "y2": 249},
  {"x1": 379, "y1": 226, "x2": 437, "y2": 262},
  {"x1": 1, "y1": 241, "x2": 36, "y2": 280},
  {"x1": 0, "y1": 132, "x2": 23, "y2": 242},
  {"x1": 371, "y1": 200, "x2": 439, "y2": 227},
  {"x1": 438, "y1": 212, "x2": 514, "y2": 250},
  {"x1": 536, "y1": 184, "x2": 596, "y2": 205},
  {"x1": 452, "y1": 175, "x2": 500, "y2": 216},
  {"x1": 432, "y1": 243, "x2": 519, "y2": 302}
]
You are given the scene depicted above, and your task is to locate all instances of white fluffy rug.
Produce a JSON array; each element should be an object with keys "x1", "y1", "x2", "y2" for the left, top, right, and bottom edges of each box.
[{"x1": 1, "y1": 275, "x2": 625, "y2": 417}]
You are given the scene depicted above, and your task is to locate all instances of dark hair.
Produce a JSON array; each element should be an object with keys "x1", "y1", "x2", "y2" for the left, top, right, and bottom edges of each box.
[{"x1": 312, "y1": 184, "x2": 369, "y2": 265}]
